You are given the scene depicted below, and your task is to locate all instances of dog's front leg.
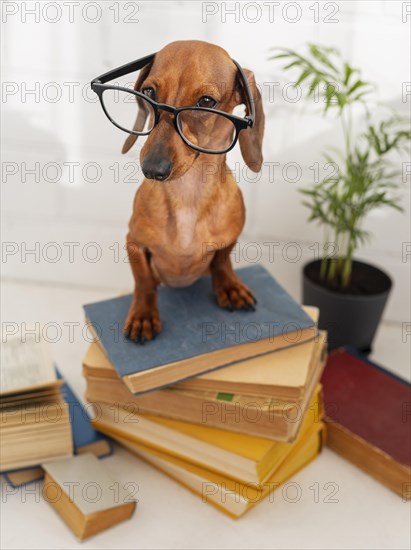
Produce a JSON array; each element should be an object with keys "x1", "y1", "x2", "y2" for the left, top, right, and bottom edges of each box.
[
  {"x1": 210, "y1": 244, "x2": 257, "y2": 311},
  {"x1": 123, "y1": 235, "x2": 161, "y2": 342}
]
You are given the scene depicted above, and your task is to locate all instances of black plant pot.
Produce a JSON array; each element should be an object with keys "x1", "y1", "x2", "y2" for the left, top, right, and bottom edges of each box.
[{"x1": 302, "y1": 259, "x2": 392, "y2": 353}]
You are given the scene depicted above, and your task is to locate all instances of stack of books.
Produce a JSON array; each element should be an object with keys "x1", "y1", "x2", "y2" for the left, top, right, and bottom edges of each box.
[
  {"x1": 1, "y1": 330, "x2": 132, "y2": 541},
  {"x1": 83, "y1": 265, "x2": 327, "y2": 518},
  {"x1": 1, "y1": 334, "x2": 73, "y2": 471}
]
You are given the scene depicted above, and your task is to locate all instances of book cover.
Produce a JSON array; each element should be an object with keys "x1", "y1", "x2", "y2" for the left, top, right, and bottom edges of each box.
[
  {"x1": 84, "y1": 265, "x2": 315, "y2": 393},
  {"x1": 58, "y1": 371, "x2": 113, "y2": 457},
  {"x1": 321, "y1": 347, "x2": 411, "y2": 497}
]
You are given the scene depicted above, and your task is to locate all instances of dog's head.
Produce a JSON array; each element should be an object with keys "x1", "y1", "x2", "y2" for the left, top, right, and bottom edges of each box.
[{"x1": 122, "y1": 40, "x2": 265, "y2": 181}]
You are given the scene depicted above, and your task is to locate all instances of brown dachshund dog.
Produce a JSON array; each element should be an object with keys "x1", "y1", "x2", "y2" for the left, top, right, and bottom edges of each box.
[{"x1": 122, "y1": 40, "x2": 265, "y2": 342}]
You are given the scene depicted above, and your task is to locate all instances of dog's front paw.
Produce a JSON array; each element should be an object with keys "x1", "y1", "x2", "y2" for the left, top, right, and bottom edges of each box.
[
  {"x1": 123, "y1": 304, "x2": 162, "y2": 343},
  {"x1": 214, "y1": 277, "x2": 257, "y2": 312}
]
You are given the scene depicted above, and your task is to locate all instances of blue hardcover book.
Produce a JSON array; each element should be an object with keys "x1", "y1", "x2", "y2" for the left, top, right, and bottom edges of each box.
[
  {"x1": 83, "y1": 265, "x2": 316, "y2": 394},
  {"x1": 4, "y1": 371, "x2": 113, "y2": 488}
]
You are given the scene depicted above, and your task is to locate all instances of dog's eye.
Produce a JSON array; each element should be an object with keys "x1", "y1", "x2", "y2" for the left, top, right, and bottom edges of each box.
[
  {"x1": 142, "y1": 87, "x2": 156, "y2": 99},
  {"x1": 196, "y1": 96, "x2": 217, "y2": 108}
]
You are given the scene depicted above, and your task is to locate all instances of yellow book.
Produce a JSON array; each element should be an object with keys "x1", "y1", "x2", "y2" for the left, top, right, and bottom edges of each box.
[
  {"x1": 92, "y1": 385, "x2": 323, "y2": 484},
  {"x1": 106, "y1": 423, "x2": 325, "y2": 519}
]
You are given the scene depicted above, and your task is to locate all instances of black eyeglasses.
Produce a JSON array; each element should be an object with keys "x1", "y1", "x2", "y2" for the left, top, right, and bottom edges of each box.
[{"x1": 91, "y1": 53, "x2": 255, "y2": 154}]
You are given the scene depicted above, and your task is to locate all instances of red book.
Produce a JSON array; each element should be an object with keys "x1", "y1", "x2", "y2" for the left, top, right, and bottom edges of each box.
[{"x1": 321, "y1": 347, "x2": 411, "y2": 499}]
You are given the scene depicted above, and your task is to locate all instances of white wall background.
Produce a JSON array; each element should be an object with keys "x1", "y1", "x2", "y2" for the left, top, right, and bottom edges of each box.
[{"x1": 2, "y1": 0, "x2": 410, "y2": 322}]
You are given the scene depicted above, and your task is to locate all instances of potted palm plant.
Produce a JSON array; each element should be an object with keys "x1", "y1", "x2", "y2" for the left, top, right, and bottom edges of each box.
[{"x1": 272, "y1": 44, "x2": 410, "y2": 351}]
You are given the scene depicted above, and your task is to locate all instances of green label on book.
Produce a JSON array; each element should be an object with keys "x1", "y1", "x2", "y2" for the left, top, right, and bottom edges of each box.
[{"x1": 216, "y1": 392, "x2": 234, "y2": 402}]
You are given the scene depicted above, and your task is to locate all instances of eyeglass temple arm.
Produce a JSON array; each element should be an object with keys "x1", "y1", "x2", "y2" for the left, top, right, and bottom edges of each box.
[
  {"x1": 91, "y1": 53, "x2": 155, "y2": 85},
  {"x1": 231, "y1": 59, "x2": 256, "y2": 128}
]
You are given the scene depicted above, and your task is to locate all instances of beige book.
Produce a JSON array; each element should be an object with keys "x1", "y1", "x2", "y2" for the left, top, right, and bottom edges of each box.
[
  {"x1": 0, "y1": 397, "x2": 73, "y2": 471},
  {"x1": 178, "y1": 306, "x2": 321, "y2": 397},
  {"x1": 84, "y1": 306, "x2": 321, "y2": 400},
  {"x1": 42, "y1": 453, "x2": 136, "y2": 540},
  {"x1": 0, "y1": 332, "x2": 73, "y2": 471},
  {"x1": 86, "y1": 320, "x2": 318, "y2": 395},
  {"x1": 0, "y1": 382, "x2": 64, "y2": 408}
]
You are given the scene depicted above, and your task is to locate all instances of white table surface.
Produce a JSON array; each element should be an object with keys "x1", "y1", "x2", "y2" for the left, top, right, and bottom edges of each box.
[{"x1": 1, "y1": 280, "x2": 410, "y2": 550}]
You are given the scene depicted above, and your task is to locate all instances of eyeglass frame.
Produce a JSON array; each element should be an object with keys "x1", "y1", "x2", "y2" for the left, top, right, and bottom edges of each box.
[{"x1": 91, "y1": 53, "x2": 255, "y2": 155}]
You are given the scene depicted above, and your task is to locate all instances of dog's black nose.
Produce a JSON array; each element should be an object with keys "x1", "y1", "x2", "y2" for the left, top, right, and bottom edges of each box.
[{"x1": 142, "y1": 157, "x2": 172, "y2": 181}]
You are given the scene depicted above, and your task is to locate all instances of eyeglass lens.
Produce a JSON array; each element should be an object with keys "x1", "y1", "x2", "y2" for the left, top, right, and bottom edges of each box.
[{"x1": 101, "y1": 88, "x2": 237, "y2": 152}]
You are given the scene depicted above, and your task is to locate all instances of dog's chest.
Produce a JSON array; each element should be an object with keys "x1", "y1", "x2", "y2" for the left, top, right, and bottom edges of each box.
[
  {"x1": 150, "y1": 205, "x2": 214, "y2": 287},
  {"x1": 175, "y1": 207, "x2": 198, "y2": 250}
]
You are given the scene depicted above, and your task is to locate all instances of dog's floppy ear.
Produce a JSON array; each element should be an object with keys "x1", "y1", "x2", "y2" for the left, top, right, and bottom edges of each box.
[
  {"x1": 122, "y1": 61, "x2": 153, "y2": 154},
  {"x1": 238, "y1": 69, "x2": 265, "y2": 172}
]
